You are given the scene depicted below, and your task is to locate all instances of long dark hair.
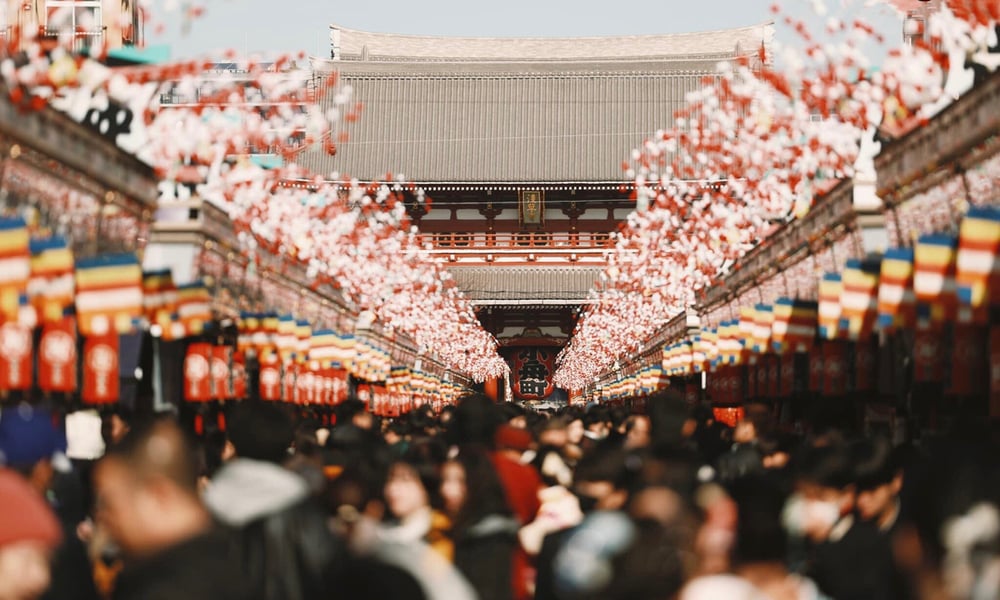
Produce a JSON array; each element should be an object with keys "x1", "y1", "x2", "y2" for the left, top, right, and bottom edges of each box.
[{"x1": 448, "y1": 446, "x2": 513, "y2": 534}]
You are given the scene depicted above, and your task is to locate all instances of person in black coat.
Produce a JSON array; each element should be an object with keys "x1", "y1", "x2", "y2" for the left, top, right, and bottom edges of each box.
[
  {"x1": 92, "y1": 417, "x2": 258, "y2": 600},
  {"x1": 204, "y1": 402, "x2": 347, "y2": 600},
  {"x1": 790, "y1": 441, "x2": 896, "y2": 600}
]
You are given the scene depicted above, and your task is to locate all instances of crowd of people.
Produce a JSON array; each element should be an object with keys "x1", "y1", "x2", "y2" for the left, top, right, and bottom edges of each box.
[{"x1": 0, "y1": 391, "x2": 999, "y2": 600}]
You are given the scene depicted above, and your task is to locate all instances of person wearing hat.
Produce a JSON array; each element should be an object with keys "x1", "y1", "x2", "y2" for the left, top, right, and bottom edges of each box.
[
  {"x1": 0, "y1": 468, "x2": 63, "y2": 600},
  {"x1": 0, "y1": 404, "x2": 97, "y2": 600}
]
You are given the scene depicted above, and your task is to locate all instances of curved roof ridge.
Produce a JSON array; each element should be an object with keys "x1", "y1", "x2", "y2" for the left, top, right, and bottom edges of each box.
[{"x1": 328, "y1": 21, "x2": 774, "y2": 62}]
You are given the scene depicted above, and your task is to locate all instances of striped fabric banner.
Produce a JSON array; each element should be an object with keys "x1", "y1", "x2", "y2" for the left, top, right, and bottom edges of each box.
[
  {"x1": 752, "y1": 304, "x2": 774, "y2": 354},
  {"x1": 691, "y1": 334, "x2": 708, "y2": 373},
  {"x1": 238, "y1": 312, "x2": 259, "y2": 354},
  {"x1": 176, "y1": 281, "x2": 212, "y2": 337},
  {"x1": 276, "y1": 314, "x2": 298, "y2": 362},
  {"x1": 75, "y1": 253, "x2": 143, "y2": 335},
  {"x1": 913, "y1": 234, "x2": 958, "y2": 329},
  {"x1": 142, "y1": 269, "x2": 176, "y2": 320},
  {"x1": 295, "y1": 319, "x2": 312, "y2": 364},
  {"x1": 877, "y1": 247, "x2": 916, "y2": 332},
  {"x1": 956, "y1": 207, "x2": 1000, "y2": 324},
  {"x1": 331, "y1": 333, "x2": 355, "y2": 370},
  {"x1": 704, "y1": 327, "x2": 721, "y2": 368},
  {"x1": 818, "y1": 273, "x2": 844, "y2": 340},
  {"x1": 839, "y1": 256, "x2": 882, "y2": 341},
  {"x1": 0, "y1": 217, "x2": 30, "y2": 322},
  {"x1": 309, "y1": 329, "x2": 339, "y2": 368},
  {"x1": 676, "y1": 340, "x2": 693, "y2": 376},
  {"x1": 719, "y1": 320, "x2": 742, "y2": 365},
  {"x1": 772, "y1": 297, "x2": 818, "y2": 353},
  {"x1": 259, "y1": 313, "x2": 280, "y2": 358},
  {"x1": 28, "y1": 236, "x2": 74, "y2": 325},
  {"x1": 736, "y1": 307, "x2": 755, "y2": 364}
]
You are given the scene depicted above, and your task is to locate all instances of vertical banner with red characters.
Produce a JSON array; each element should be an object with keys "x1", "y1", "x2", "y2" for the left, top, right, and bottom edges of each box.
[
  {"x1": 282, "y1": 363, "x2": 298, "y2": 404},
  {"x1": 767, "y1": 355, "x2": 781, "y2": 398},
  {"x1": 0, "y1": 320, "x2": 33, "y2": 390},
  {"x1": 330, "y1": 369, "x2": 348, "y2": 405},
  {"x1": 855, "y1": 339, "x2": 877, "y2": 393},
  {"x1": 914, "y1": 329, "x2": 945, "y2": 383},
  {"x1": 948, "y1": 326, "x2": 986, "y2": 396},
  {"x1": 259, "y1": 355, "x2": 282, "y2": 401},
  {"x1": 184, "y1": 343, "x2": 213, "y2": 402},
  {"x1": 232, "y1": 351, "x2": 247, "y2": 400},
  {"x1": 779, "y1": 353, "x2": 796, "y2": 398},
  {"x1": 297, "y1": 369, "x2": 316, "y2": 406},
  {"x1": 211, "y1": 346, "x2": 232, "y2": 401},
  {"x1": 822, "y1": 340, "x2": 848, "y2": 397},
  {"x1": 809, "y1": 344, "x2": 824, "y2": 393},
  {"x1": 38, "y1": 319, "x2": 77, "y2": 393},
  {"x1": 990, "y1": 327, "x2": 1000, "y2": 417},
  {"x1": 83, "y1": 333, "x2": 119, "y2": 405},
  {"x1": 510, "y1": 348, "x2": 556, "y2": 400}
]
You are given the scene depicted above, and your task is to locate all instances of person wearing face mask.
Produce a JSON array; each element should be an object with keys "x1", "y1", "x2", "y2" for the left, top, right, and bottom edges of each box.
[
  {"x1": 786, "y1": 441, "x2": 895, "y2": 600},
  {"x1": 532, "y1": 443, "x2": 638, "y2": 600}
]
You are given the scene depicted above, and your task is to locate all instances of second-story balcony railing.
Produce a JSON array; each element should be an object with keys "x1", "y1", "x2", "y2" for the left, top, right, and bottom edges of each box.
[
  {"x1": 40, "y1": 27, "x2": 105, "y2": 54},
  {"x1": 425, "y1": 231, "x2": 615, "y2": 249}
]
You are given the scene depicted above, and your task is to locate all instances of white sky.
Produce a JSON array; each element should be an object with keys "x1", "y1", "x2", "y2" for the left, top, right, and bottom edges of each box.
[{"x1": 155, "y1": 0, "x2": 909, "y2": 61}]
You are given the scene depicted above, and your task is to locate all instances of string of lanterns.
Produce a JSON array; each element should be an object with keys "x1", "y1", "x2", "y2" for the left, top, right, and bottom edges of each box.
[
  {"x1": 1, "y1": 5, "x2": 508, "y2": 383},
  {"x1": 555, "y1": 0, "x2": 1000, "y2": 390}
]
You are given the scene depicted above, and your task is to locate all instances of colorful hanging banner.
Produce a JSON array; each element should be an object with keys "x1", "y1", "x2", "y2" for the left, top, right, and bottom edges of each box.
[
  {"x1": 736, "y1": 308, "x2": 755, "y2": 364},
  {"x1": 276, "y1": 314, "x2": 298, "y2": 363},
  {"x1": 808, "y1": 343, "x2": 824, "y2": 393},
  {"x1": 772, "y1": 298, "x2": 817, "y2": 354},
  {"x1": 913, "y1": 329, "x2": 945, "y2": 383},
  {"x1": 75, "y1": 253, "x2": 142, "y2": 336},
  {"x1": 295, "y1": 319, "x2": 311, "y2": 364},
  {"x1": 821, "y1": 340, "x2": 848, "y2": 396},
  {"x1": 259, "y1": 354, "x2": 282, "y2": 401},
  {"x1": 948, "y1": 326, "x2": 986, "y2": 397},
  {"x1": 176, "y1": 281, "x2": 212, "y2": 337},
  {"x1": 0, "y1": 320, "x2": 33, "y2": 390},
  {"x1": 818, "y1": 273, "x2": 844, "y2": 340},
  {"x1": 212, "y1": 345, "x2": 232, "y2": 400},
  {"x1": 28, "y1": 236, "x2": 74, "y2": 324},
  {"x1": 779, "y1": 352, "x2": 795, "y2": 398},
  {"x1": 840, "y1": 256, "x2": 881, "y2": 341},
  {"x1": 183, "y1": 343, "x2": 213, "y2": 402},
  {"x1": 282, "y1": 362, "x2": 298, "y2": 404},
  {"x1": 956, "y1": 207, "x2": 1000, "y2": 324},
  {"x1": 913, "y1": 234, "x2": 958, "y2": 329},
  {"x1": 232, "y1": 350, "x2": 247, "y2": 400},
  {"x1": 990, "y1": 327, "x2": 1000, "y2": 417},
  {"x1": 766, "y1": 354, "x2": 780, "y2": 399},
  {"x1": 855, "y1": 338, "x2": 877, "y2": 393},
  {"x1": 82, "y1": 332, "x2": 119, "y2": 405},
  {"x1": 38, "y1": 318, "x2": 77, "y2": 393},
  {"x1": 752, "y1": 304, "x2": 774, "y2": 354},
  {"x1": 877, "y1": 247, "x2": 915, "y2": 332},
  {"x1": 0, "y1": 217, "x2": 30, "y2": 323}
]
